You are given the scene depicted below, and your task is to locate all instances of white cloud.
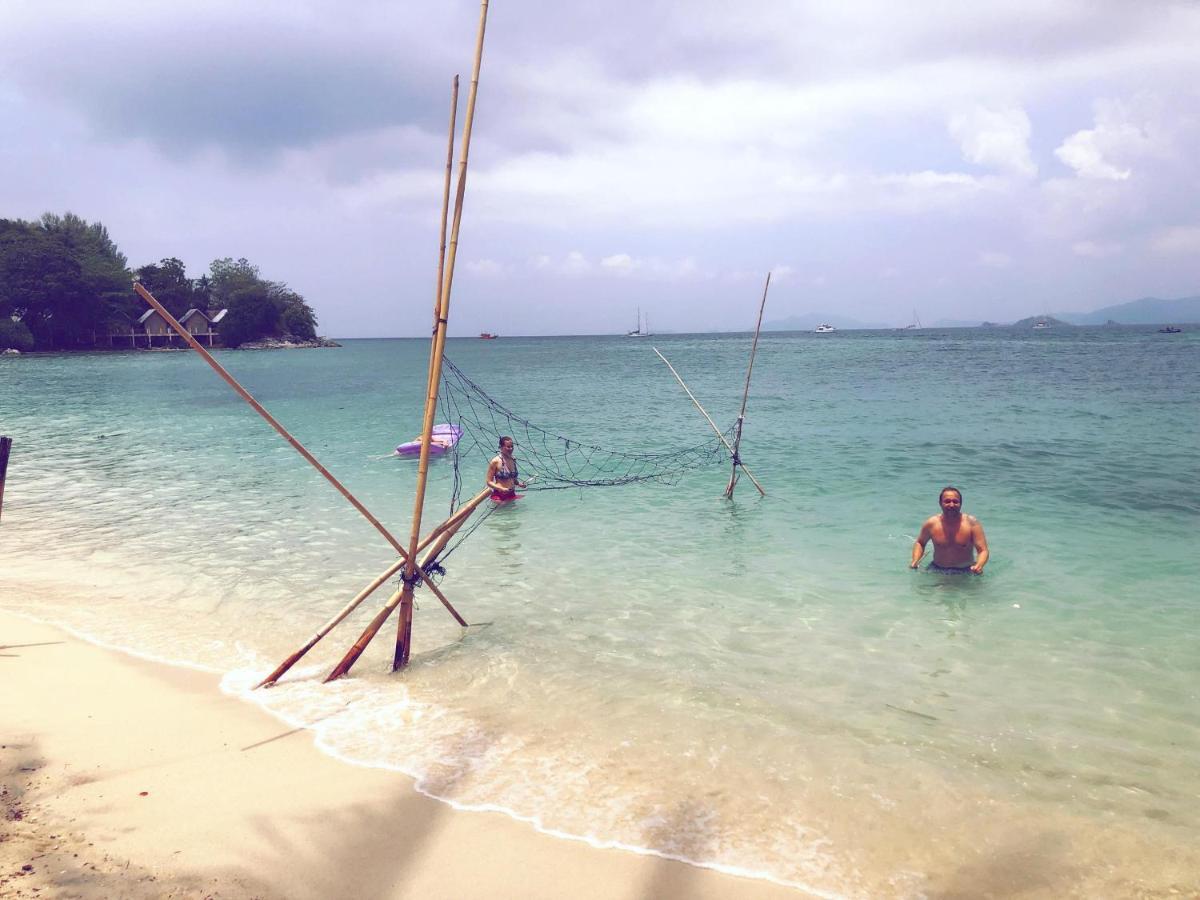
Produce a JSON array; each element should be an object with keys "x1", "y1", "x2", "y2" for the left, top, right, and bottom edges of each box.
[
  {"x1": 978, "y1": 251, "x2": 1012, "y2": 268},
  {"x1": 465, "y1": 258, "x2": 505, "y2": 276},
  {"x1": 1071, "y1": 240, "x2": 1122, "y2": 258},
  {"x1": 600, "y1": 253, "x2": 635, "y2": 273},
  {"x1": 1054, "y1": 98, "x2": 1165, "y2": 181},
  {"x1": 948, "y1": 106, "x2": 1037, "y2": 178},
  {"x1": 1054, "y1": 131, "x2": 1131, "y2": 180},
  {"x1": 1150, "y1": 225, "x2": 1200, "y2": 256},
  {"x1": 562, "y1": 251, "x2": 591, "y2": 274}
]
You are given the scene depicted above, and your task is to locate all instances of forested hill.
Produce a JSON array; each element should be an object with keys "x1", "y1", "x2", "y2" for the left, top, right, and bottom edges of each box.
[{"x1": 0, "y1": 212, "x2": 321, "y2": 351}]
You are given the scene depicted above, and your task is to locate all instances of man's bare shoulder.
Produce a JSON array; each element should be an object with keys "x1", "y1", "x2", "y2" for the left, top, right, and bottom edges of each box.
[{"x1": 965, "y1": 514, "x2": 982, "y2": 527}]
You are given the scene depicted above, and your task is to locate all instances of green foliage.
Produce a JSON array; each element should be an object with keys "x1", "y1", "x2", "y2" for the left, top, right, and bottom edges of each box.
[
  {"x1": 0, "y1": 213, "x2": 322, "y2": 350},
  {"x1": 275, "y1": 287, "x2": 318, "y2": 340},
  {"x1": 220, "y1": 287, "x2": 280, "y2": 348},
  {"x1": 136, "y1": 257, "x2": 206, "y2": 320},
  {"x1": 0, "y1": 317, "x2": 34, "y2": 352},
  {"x1": 208, "y1": 257, "x2": 262, "y2": 309}
]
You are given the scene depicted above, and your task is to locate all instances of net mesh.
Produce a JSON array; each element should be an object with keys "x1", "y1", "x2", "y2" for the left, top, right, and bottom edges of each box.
[{"x1": 438, "y1": 356, "x2": 733, "y2": 502}]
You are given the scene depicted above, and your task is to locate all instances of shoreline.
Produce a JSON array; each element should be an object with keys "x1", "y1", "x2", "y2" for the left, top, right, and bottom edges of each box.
[{"x1": 0, "y1": 610, "x2": 810, "y2": 899}]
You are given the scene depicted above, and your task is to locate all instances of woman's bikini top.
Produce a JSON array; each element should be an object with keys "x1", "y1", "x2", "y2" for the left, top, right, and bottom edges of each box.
[{"x1": 494, "y1": 456, "x2": 518, "y2": 480}]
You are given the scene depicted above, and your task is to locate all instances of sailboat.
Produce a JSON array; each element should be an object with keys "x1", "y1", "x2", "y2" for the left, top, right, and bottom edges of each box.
[
  {"x1": 900, "y1": 309, "x2": 922, "y2": 330},
  {"x1": 626, "y1": 307, "x2": 651, "y2": 337}
]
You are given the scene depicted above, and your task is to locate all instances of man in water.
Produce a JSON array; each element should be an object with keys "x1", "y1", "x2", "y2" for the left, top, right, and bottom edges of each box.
[{"x1": 910, "y1": 486, "x2": 989, "y2": 574}]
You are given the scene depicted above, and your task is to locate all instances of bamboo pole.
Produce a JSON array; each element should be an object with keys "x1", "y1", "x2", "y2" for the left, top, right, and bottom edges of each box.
[
  {"x1": 652, "y1": 347, "x2": 766, "y2": 496},
  {"x1": 0, "y1": 436, "x2": 11, "y2": 523},
  {"x1": 425, "y1": 75, "x2": 460, "y2": 395},
  {"x1": 132, "y1": 283, "x2": 413, "y2": 560},
  {"x1": 725, "y1": 273, "x2": 771, "y2": 498},
  {"x1": 256, "y1": 487, "x2": 490, "y2": 688},
  {"x1": 392, "y1": 0, "x2": 490, "y2": 673}
]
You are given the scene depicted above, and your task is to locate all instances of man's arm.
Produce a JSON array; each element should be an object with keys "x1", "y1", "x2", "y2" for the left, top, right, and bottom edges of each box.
[
  {"x1": 969, "y1": 518, "x2": 989, "y2": 573},
  {"x1": 911, "y1": 520, "x2": 932, "y2": 568}
]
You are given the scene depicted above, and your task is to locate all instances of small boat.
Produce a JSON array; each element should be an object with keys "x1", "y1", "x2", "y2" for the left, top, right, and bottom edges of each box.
[
  {"x1": 1158, "y1": 325, "x2": 1182, "y2": 334},
  {"x1": 899, "y1": 309, "x2": 922, "y2": 330},
  {"x1": 627, "y1": 308, "x2": 651, "y2": 337},
  {"x1": 1033, "y1": 322, "x2": 1049, "y2": 329},
  {"x1": 479, "y1": 332, "x2": 498, "y2": 339},
  {"x1": 814, "y1": 323, "x2": 836, "y2": 333},
  {"x1": 395, "y1": 423, "x2": 462, "y2": 457}
]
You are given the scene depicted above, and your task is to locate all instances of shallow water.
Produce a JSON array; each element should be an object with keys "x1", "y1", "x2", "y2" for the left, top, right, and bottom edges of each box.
[{"x1": 3, "y1": 327, "x2": 1198, "y2": 896}]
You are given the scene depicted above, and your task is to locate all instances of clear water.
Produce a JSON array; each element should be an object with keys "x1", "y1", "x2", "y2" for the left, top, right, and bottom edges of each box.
[{"x1": 3, "y1": 328, "x2": 1198, "y2": 897}]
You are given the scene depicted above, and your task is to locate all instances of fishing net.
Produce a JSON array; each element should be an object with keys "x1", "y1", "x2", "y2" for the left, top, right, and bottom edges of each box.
[{"x1": 406, "y1": 356, "x2": 735, "y2": 574}]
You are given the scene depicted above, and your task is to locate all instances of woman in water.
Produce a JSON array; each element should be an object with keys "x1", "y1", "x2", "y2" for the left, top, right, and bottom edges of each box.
[{"x1": 486, "y1": 435, "x2": 527, "y2": 502}]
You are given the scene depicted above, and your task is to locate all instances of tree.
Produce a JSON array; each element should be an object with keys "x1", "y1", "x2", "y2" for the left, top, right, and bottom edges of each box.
[
  {"x1": 0, "y1": 317, "x2": 34, "y2": 352},
  {"x1": 219, "y1": 286, "x2": 280, "y2": 347},
  {"x1": 208, "y1": 257, "x2": 262, "y2": 309},
  {"x1": 136, "y1": 257, "x2": 202, "y2": 320}
]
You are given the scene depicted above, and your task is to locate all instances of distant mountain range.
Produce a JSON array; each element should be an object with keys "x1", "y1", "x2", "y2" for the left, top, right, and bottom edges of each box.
[
  {"x1": 763, "y1": 294, "x2": 1199, "y2": 330},
  {"x1": 1055, "y1": 295, "x2": 1200, "y2": 325}
]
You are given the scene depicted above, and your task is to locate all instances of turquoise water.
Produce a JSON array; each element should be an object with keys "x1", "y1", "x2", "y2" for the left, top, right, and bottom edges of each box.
[{"x1": 2, "y1": 328, "x2": 1198, "y2": 896}]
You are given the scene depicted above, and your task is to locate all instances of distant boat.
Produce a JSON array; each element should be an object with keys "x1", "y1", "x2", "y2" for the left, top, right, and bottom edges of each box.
[
  {"x1": 1158, "y1": 325, "x2": 1182, "y2": 333},
  {"x1": 814, "y1": 323, "x2": 836, "y2": 333},
  {"x1": 1032, "y1": 322, "x2": 1049, "y2": 329},
  {"x1": 899, "y1": 309, "x2": 922, "y2": 330},
  {"x1": 627, "y1": 307, "x2": 651, "y2": 337},
  {"x1": 479, "y1": 332, "x2": 499, "y2": 339},
  {"x1": 395, "y1": 423, "x2": 462, "y2": 457}
]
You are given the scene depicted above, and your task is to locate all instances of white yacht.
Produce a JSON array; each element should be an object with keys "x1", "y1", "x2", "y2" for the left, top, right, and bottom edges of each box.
[
  {"x1": 627, "y1": 308, "x2": 651, "y2": 337},
  {"x1": 814, "y1": 323, "x2": 836, "y2": 334}
]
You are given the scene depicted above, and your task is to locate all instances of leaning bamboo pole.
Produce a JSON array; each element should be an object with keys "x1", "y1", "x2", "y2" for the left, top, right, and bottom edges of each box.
[
  {"x1": 255, "y1": 486, "x2": 492, "y2": 688},
  {"x1": 652, "y1": 347, "x2": 766, "y2": 496},
  {"x1": 425, "y1": 75, "x2": 460, "y2": 395},
  {"x1": 725, "y1": 273, "x2": 771, "y2": 498},
  {"x1": 391, "y1": 0, "x2": 490, "y2": 673},
  {"x1": 132, "y1": 283, "x2": 414, "y2": 559},
  {"x1": 325, "y1": 0, "x2": 491, "y2": 680}
]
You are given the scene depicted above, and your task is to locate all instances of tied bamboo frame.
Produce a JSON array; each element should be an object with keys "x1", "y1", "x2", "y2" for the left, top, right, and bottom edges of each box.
[
  {"x1": 325, "y1": 0, "x2": 491, "y2": 680},
  {"x1": 725, "y1": 273, "x2": 771, "y2": 498}
]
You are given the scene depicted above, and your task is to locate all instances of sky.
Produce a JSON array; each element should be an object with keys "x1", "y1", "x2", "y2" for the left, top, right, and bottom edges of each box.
[{"x1": 2, "y1": 1, "x2": 1198, "y2": 336}]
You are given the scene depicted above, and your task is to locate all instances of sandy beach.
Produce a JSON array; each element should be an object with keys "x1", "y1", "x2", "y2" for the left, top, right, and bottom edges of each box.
[{"x1": 1, "y1": 610, "x2": 811, "y2": 899}]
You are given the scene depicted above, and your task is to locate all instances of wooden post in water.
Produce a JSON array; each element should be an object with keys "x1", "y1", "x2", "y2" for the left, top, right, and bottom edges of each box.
[
  {"x1": 652, "y1": 348, "x2": 767, "y2": 496},
  {"x1": 257, "y1": 487, "x2": 490, "y2": 688},
  {"x1": 393, "y1": 0, "x2": 490, "y2": 672},
  {"x1": 324, "y1": 0, "x2": 491, "y2": 680},
  {"x1": 725, "y1": 273, "x2": 771, "y2": 499},
  {"x1": 0, "y1": 436, "x2": 11, "y2": 524}
]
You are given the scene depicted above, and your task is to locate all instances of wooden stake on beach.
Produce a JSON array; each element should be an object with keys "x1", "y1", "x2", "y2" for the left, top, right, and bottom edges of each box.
[
  {"x1": 131, "y1": 283, "x2": 414, "y2": 562},
  {"x1": 0, "y1": 436, "x2": 11, "y2": 524},
  {"x1": 725, "y1": 273, "x2": 770, "y2": 499},
  {"x1": 256, "y1": 487, "x2": 490, "y2": 688},
  {"x1": 652, "y1": 348, "x2": 766, "y2": 496}
]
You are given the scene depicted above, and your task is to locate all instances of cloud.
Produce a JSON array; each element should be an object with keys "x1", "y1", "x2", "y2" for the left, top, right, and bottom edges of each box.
[
  {"x1": 600, "y1": 253, "x2": 635, "y2": 273},
  {"x1": 1053, "y1": 98, "x2": 1166, "y2": 180},
  {"x1": 1150, "y1": 225, "x2": 1200, "y2": 256},
  {"x1": 465, "y1": 258, "x2": 506, "y2": 276},
  {"x1": 948, "y1": 106, "x2": 1037, "y2": 177},
  {"x1": 978, "y1": 251, "x2": 1012, "y2": 268},
  {"x1": 1055, "y1": 132, "x2": 1131, "y2": 180},
  {"x1": 1071, "y1": 240, "x2": 1122, "y2": 258}
]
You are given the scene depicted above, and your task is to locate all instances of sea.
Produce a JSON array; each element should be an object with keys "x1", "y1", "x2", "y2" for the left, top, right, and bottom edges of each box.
[{"x1": 2, "y1": 327, "x2": 1198, "y2": 897}]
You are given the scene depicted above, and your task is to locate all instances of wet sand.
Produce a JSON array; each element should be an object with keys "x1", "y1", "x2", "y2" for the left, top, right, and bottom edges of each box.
[{"x1": 0, "y1": 611, "x2": 809, "y2": 899}]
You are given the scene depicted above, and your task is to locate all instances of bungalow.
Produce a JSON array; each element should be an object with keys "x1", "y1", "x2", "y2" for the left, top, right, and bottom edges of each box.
[{"x1": 116, "y1": 307, "x2": 229, "y2": 348}]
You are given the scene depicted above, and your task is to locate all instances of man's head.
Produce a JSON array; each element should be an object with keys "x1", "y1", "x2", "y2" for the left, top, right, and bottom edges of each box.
[{"x1": 939, "y1": 486, "x2": 962, "y2": 513}]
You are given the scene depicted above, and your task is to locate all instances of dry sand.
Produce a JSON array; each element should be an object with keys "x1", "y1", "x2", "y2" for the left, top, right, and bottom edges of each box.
[{"x1": 0, "y1": 611, "x2": 808, "y2": 899}]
